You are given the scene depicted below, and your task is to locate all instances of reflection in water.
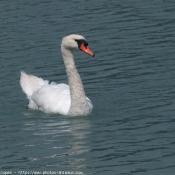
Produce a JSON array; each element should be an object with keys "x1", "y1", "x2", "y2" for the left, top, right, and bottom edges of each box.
[
  {"x1": 68, "y1": 118, "x2": 91, "y2": 169},
  {"x1": 22, "y1": 115, "x2": 91, "y2": 170}
]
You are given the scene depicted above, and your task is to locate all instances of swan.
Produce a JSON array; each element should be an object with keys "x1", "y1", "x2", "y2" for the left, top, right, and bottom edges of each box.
[{"x1": 20, "y1": 34, "x2": 94, "y2": 116}]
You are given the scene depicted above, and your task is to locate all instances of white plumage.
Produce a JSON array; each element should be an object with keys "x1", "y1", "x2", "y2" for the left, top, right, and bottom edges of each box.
[
  {"x1": 20, "y1": 34, "x2": 94, "y2": 116},
  {"x1": 20, "y1": 71, "x2": 71, "y2": 115}
]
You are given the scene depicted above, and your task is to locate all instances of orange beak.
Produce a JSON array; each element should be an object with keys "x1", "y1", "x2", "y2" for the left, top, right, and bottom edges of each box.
[{"x1": 79, "y1": 43, "x2": 95, "y2": 57}]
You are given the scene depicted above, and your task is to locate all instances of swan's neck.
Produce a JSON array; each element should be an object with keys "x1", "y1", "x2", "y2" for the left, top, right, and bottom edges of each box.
[{"x1": 61, "y1": 46, "x2": 88, "y2": 116}]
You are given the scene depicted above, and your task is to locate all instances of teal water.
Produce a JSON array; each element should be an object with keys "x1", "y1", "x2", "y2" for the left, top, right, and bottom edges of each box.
[{"x1": 1, "y1": 1, "x2": 175, "y2": 174}]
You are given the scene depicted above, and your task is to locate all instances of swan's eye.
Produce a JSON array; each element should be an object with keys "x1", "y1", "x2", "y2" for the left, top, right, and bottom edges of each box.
[
  {"x1": 75, "y1": 39, "x2": 88, "y2": 48},
  {"x1": 84, "y1": 41, "x2": 88, "y2": 47}
]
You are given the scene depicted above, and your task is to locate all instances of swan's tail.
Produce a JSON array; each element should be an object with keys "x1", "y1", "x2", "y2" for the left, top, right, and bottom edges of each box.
[{"x1": 20, "y1": 71, "x2": 48, "y2": 99}]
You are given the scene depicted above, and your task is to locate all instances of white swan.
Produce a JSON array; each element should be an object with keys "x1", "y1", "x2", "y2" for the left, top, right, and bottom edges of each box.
[{"x1": 20, "y1": 34, "x2": 94, "y2": 116}]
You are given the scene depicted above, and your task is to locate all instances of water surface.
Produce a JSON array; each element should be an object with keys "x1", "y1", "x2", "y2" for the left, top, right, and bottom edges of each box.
[{"x1": 1, "y1": 0, "x2": 175, "y2": 174}]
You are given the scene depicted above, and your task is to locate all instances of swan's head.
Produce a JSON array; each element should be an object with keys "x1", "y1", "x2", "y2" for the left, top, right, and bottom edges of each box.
[{"x1": 62, "y1": 34, "x2": 95, "y2": 57}]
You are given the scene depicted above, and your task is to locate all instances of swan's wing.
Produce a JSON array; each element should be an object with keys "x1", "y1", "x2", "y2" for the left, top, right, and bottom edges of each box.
[
  {"x1": 30, "y1": 83, "x2": 71, "y2": 115},
  {"x1": 20, "y1": 71, "x2": 49, "y2": 99}
]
